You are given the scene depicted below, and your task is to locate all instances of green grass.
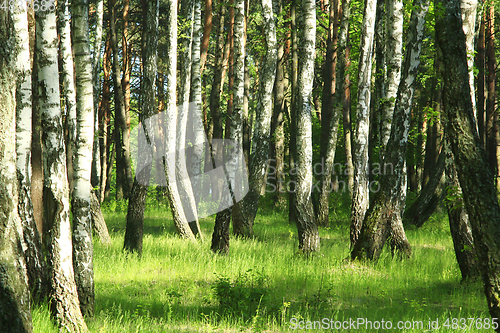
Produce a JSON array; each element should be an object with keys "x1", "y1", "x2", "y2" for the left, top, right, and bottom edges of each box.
[{"x1": 33, "y1": 194, "x2": 491, "y2": 332}]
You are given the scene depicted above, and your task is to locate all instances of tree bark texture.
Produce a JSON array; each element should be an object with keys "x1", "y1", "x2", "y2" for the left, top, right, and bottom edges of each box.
[
  {"x1": 315, "y1": 0, "x2": 340, "y2": 227},
  {"x1": 211, "y1": 0, "x2": 245, "y2": 252},
  {"x1": 294, "y1": 0, "x2": 319, "y2": 254},
  {"x1": 436, "y1": 0, "x2": 500, "y2": 325},
  {"x1": 36, "y1": 5, "x2": 89, "y2": 331},
  {"x1": 57, "y1": 0, "x2": 77, "y2": 194},
  {"x1": 14, "y1": 3, "x2": 47, "y2": 302},
  {"x1": 232, "y1": 0, "x2": 277, "y2": 237},
  {"x1": 351, "y1": 0, "x2": 429, "y2": 261},
  {"x1": 444, "y1": 144, "x2": 480, "y2": 281},
  {"x1": 403, "y1": 149, "x2": 445, "y2": 228},
  {"x1": 0, "y1": 7, "x2": 34, "y2": 331},
  {"x1": 350, "y1": 0, "x2": 377, "y2": 247},
  {"x1": 71, "y1": 0, "x2": 96, "y2": 317},
  {"x1": 124, "y1": 0, "x2": 159, "y2": 254}
]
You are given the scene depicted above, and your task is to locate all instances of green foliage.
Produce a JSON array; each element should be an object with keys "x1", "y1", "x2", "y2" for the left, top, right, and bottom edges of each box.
[{"x1": 212, "y1": 269, "x2": 271, "y2": 318}]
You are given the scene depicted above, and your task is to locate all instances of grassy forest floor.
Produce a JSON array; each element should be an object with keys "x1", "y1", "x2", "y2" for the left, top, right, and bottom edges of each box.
[{"x1": 33, "y1": 194, "x2": 491, "y2": 332}]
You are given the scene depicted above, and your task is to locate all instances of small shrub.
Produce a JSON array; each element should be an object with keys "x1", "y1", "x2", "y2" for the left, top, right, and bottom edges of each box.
[{"x1": 212, "y1": 269, "x2": 269, "y2": 318}]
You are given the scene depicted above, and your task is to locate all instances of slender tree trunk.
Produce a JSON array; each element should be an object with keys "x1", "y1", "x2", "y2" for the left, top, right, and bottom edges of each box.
[
  {"x1": 209, "y1": 0, "x2": 227, "y2": 202},
  {"x1": 460, "y1": 0, "x2": 477, "y2": 117},
  {"x1": 0, "y1": 8, "x2": 34, "y2": 331},
  {"x1": 211, "y1": 0, "x2": 245, "y2": 253},
  {"x1": 380, "y1": 0, "x2": 403, "y2": 147},
  {"x1": 436, "y1": 0, "x2": 500, "y2": 324},
  {"x1": 289, "y1": 0, "x2": 298, "y2": 224},
  {"x1": 99, "y1": 35, "x2": 112, "y2": 202},
  {"x1": 476, "y1": 17, "x2": 485, "y2": 146},
  {"x1": 444, "y1": 144, "x2": 480, "y2": 281},
  {"x1": 71, "y1": 0, "x2": 96, "y2": 317},
  {"x1": 124, "y1": 0, "x2": 159, "y2": 254},
  {"x1": 57, "y1": 0, "x2": 77, "y2": 194},
  {"x1": 343, "y1": 29, "x2": 354, "y2": 197},
  {"x1": 232, "y1": 0, "x2": 277, "y2": 237},
  {"x1": 36, "y1": 5, "x2": 89, "y2": 331},
  {"x1": 178, "y1": 0, "x2": 203, "y2": 238},
  {"x1": 14, "y1": 3, "x2": 47, "y2": 302},
  {"x1": 90, "y1": 191, "x2": 111, "y2": 243},
  {"x1": 315, "y1": 0, "x2": 340, "y2": 227},
  {"x1": 164, "y1": 0, "x2": 197, "y2": 241},
  {"x1": 270, "y1": 6, "x2": 287, "y2": 207},
  {"x1": 294, "y1": 0, "x2": 319, "y2": 254},
  {"x1": 351, "y1": 0, "x2": 429, "y2": 260},
  {"x1": 109, "y1": 0, "x2": 133, "y2": 199},
  {"x1": 403, "y1": 149, "x2": 445, "y2": 228},
  {"x1": 187, "y1": 0, "x2": 205, "y2": 209},
  {"x1": 485, "y1": 4, "x2": 498, "y2": 190},
  {"x1": 200, "y1": 0, "x2": 213, "y2": 72},
  {"x1": 92, "y1": 0, "x2": 104, "y2": 191},
  {"x1": 350, "y1": 0, "x2": 377, "y2": 247}
]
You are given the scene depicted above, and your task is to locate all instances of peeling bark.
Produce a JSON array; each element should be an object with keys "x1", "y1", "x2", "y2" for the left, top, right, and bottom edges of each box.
[
  {"x1": 351, "y1": 0, "x2": 429, "y2": 260},
  {"x1": 0, "y1": 7, "x2": 34, "y2": 331},
  {"x1": 36, "y1": 4, "x2": 89, "y2": 331}
]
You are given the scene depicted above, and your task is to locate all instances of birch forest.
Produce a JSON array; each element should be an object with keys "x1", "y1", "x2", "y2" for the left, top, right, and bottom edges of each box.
[{"x1": 1, "y1": 0, "x2": 500, "y2": 331}]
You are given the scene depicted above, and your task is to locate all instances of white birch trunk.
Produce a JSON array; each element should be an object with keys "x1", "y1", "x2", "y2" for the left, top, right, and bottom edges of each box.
[
  {"x1": 71, "y1": 0, "x2": 96, "y2": 318},
  {"x1": 164, "y1": 0, "x2": 197, "y2": 240},
  {"x1": 57, "y1": 0, "x2": 78, "y2": 193},
  {"x1": 92, "y1": 0, "x2": 104, "y2": 190},
  {"x1": 351, "y1": 0, "x2": 429, "y2": 261},
  {"x1": 177, "y1": 0, "x2": 203, "y2": 237},
  {"x1": 36, "y1": 6, "x2": 89, "y2": 332},
  {"x1": 232, "y1": 0, "x2": 277, "y2": 237},
  {"x1": 381, "y1": 0, "x2": 404, "y2": 146},
  {"x1": 295, "y1": 0, "x2": 319, "y2": 253},
  {"x1": 350, "y1": 0, "x2": 377, "y2": 247},
  {"x1": 187, "y1": 0, "x2": 206, "y2": 220},
  {"x1": 460, "y1": 0, "x2": 478, "y2": 118},
  {"x1": 14, "y1": 2, "x2": 47, "y2": 301},
  {"x1": 0, "y1": 8, "x2": 33, "y2": 331}
]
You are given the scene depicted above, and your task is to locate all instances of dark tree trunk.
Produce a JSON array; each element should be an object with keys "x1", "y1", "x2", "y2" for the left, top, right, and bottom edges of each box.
[
  {"x1": 403, "y1": 149, "x2": 445, "y2": 228},
  {"x1": 99, "y1": 35, "x2": 112, "y2": 202},
  {"x1": 124, "y1": 0, "x2": 159, "y2": 255},
  {"x1": 270, "y1": 14, "x2": 287, "y2": 207},
  {"x1": 476, "y1": 17, "x2": 485, "y2": 147},
  {"x1": 315, "y1": 0, "x2": 340, "y2": 227},
  {"x1": 109, "y1": 0, "x2": 133, "y2": 199},
  {"x1": 200, "y1": 0, "x2": 213, "y2": 72},
  {"x1": 436, "y1": 0, "x2": 500, "y2": 324},
  {"x1": 445, "y1": 146, "x2": 480, "y2": 281}
]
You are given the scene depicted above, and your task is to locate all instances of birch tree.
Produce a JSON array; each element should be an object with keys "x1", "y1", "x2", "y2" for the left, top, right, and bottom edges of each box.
[
  {"x1": 232, "y1": 0, "x2": 277, "y2": 237},
  {"x1": 315, "y1": 0, "x2": 349, "y2": 226},
  {"x1": 460, "y1": 0, "x2": 477, "y2": 116},
  {"x1": 57, "y1": 0, "x2": 77, "y2": 192},
  {"x1": 294, "y1": 0, "x2": 319, "y2": 254},
  {"x1": 36, "y1": 5, "x2": 89, "y2": 332},
  {"x1": 92, "y1": 0, "x2": 104, "y2": 191},
  {"x1": 177, "y1": 0, "x2": 203, "y2": 238},
  {"x1": 351, "y1": 0, "x2": 429, "y2": 260},
  {"x1": 71, "y1": 0, "x2": 96, "y2": 317},
  {"x1": 380, "y1": 0, "x2": 403, "y2": 146},
  {"x1": 124, "y1": 0, "x2": 159, "y2": 254},
  {"x1": 211, "y1": 0, "x2": 245, "y2": 253},
  {"x1": 14, "y1": 2, "x2": 47, "y2": 301},
  {"x1": 164, "y1": 0, "x2": 197, "y2": 240},
  {"x1": 436, "y1": 0, "x2": 500, "y2": 323},
  {"x1": 0, "y1": 7, "x2": 34, "y2": 331},
  {"x1": 350, "y1": 0, "x2": 377, "y2": 247}
]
